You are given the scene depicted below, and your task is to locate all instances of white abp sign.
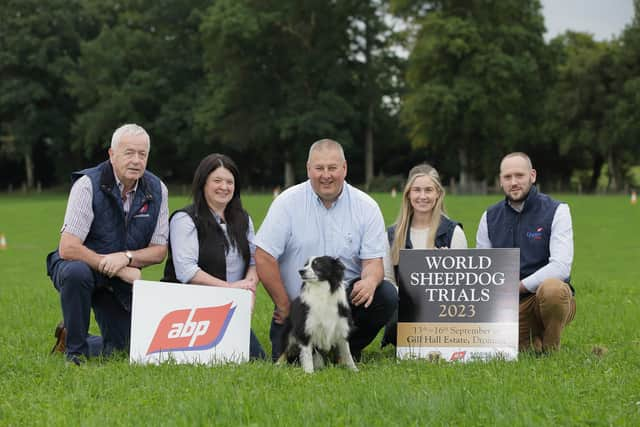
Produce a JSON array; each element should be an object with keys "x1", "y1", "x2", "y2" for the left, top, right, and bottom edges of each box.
[{"x1": 130, "y1": 280, "x2": 251, "y2": 365}]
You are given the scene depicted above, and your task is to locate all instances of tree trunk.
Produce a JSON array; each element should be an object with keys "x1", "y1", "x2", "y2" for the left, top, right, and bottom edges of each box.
[
  {"x1": 284, "y1": 150, "x2": 295, "y2": 189},
  {"x1": 364, "y1": 104, "x2": 374, "y2": 191},
  {"x1": 587, "y1": 154, "x2": 604, "y2": 193},
  {"x1": 363, "y1": 10, "x2": 375, "y2": 191},
  {"x1": 24, "y1": 150, "x2": 34, "y2": 190},
  {"x1": 607, "y1": 149, "x2": 619, "y2": 192},
  {"x1": 458, "y1": 147, "x2": 469, "y2": 193}
]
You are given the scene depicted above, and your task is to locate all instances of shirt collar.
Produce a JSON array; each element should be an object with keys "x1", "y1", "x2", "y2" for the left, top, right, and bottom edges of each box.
[
  {"x1": 112, "y1": 166, "x2": 139, "y2": 195},
  {"x1": 505, "y1": 185, "x2": 538, "y2": 213},
  {"x1": 308, "y1": 180, "x2": 348, "y2": 209},
  {"x1": 208, "y1": 207, "x2": 226, "y2": 224}
]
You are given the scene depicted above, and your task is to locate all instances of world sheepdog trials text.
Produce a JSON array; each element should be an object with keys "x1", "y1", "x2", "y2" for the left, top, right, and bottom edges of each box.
[
  {"x1": 409, "y1": 255, "x2": 505, "y2": 303},
  {"x1": 397, "y1": 249, "x2": 519, "y2": 361}
]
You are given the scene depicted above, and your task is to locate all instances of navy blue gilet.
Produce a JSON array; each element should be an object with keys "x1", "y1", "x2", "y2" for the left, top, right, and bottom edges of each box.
[
  {"x1": 387, "y1": 215, "x2": 460, "y2": 249},
  {"x1": 485, "y1": 185, "x2": 562, "y2": 281},
  {"x1": 47, "y1": 160, "x2": 163, "y2": 275},
  {"x1": 387, "y1": 215, "x2": 461, "y2": 280}
]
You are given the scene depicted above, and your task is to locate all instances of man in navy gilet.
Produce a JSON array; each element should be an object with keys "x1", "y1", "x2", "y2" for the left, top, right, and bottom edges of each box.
[
  {"x1": 476, "y1": 152, "x2": 576, "y2": 352},
  {"x1": 46, "y1": 124, "x2": 169, "y2": 365}
]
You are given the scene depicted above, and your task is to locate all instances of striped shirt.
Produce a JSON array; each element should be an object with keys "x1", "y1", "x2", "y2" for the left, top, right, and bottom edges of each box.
[{"x1": 61, "y1": 174, "x2": 169, "y2": 245}]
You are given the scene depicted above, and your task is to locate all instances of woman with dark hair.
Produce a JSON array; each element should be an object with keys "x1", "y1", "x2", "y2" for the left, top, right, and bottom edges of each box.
[
  {"x1": 381, "y1": 163, "x2": 467, "y2": 347},
  {"x1": 163, "y1": 153, "x2": 265, "y2": 359}
]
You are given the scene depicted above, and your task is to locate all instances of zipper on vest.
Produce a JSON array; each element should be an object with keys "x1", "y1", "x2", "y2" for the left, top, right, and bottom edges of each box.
[{"x1": 513, "y1": 212, "x2": 520, "y2": 247}]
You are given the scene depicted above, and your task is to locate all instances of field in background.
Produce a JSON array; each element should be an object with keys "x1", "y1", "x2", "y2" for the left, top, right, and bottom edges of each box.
[{"x1": 0, "y1": 193, "x2": 638, "y2": 426}]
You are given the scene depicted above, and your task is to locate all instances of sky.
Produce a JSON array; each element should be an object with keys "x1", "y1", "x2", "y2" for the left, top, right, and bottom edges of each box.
[{"x1": 540, "y1": 0, "x2": 636, "y2": 40}]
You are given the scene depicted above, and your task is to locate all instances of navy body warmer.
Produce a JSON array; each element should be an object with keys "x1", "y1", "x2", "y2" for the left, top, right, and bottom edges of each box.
[
  {"x1": 47, "y1": 160, "x2": 162, "y2": 262},
  {"x1": 46, "y1": 160, "x2": 163, "y2": 307},
  {"x1": 387, "y1": 215, "x2": 460, "y2": 250},
  {"x1": 387, "y1": 215, "x2": 461, "y2": 279},
  {"x1": 485, "y1": 186, "x2": 567, "y2": 283},
  {"x1": 162, "y1": 205, "x2": 250, "y2": 283}
]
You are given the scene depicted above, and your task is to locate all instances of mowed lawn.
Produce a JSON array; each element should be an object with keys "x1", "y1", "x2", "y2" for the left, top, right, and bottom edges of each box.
[{"x1": 0, "y1": 192, "x2": 638, "y2": 426}]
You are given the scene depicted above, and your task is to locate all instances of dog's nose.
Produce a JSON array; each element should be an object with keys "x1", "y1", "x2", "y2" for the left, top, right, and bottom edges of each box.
[{"x1": 298, "y1": 269, "x2": 305, "y2": 276}]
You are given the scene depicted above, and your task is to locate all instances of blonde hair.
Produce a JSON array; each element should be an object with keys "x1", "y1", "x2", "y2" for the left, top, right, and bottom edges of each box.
[{"x1": 390, "y1": 164, "x2": 446, "y2": 265}]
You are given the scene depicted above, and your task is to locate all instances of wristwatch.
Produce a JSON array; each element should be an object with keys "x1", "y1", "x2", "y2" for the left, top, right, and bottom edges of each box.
[{"x1": 125, "y1": 250, "x2": 133, "y2": 266}]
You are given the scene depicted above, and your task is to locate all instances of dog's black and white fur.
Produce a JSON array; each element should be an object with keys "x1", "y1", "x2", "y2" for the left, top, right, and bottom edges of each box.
[{"x1": 277, "y1": 256, "x2": 358, "y2": 373}]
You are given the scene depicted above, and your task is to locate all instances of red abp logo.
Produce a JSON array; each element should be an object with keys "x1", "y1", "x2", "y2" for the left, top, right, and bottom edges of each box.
[
  {"x1": 146, "y1": 303, "x2": 236, "y2": 355},
  {"x1": 449, "y1": 351, "x2": 467, "y2": 361}
]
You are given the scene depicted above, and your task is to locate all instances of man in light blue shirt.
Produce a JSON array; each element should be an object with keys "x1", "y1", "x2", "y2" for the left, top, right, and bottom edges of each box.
[{"x1": 254, "y1": 139, "x2": 397, "y2": 361}]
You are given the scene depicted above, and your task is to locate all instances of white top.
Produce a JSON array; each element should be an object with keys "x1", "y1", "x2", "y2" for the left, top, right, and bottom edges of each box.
[
  {"x1": 409, "y1": 226, "x2": 468, "y2": 249},
  {"x1": 384, "y1": 224, "x2": 468, "y2": 286},
  {"x1": 475, "y1": 203, "x2": 573, "y2": 293}
]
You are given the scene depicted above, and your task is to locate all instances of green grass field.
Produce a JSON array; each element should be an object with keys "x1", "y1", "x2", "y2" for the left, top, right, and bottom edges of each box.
[{"x1": 0, "y1": 193, "x2": 638, "y2": 426}]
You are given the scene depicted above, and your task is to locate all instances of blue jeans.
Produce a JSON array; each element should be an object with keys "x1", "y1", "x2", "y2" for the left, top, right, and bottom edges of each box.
[{"x1": 269, "y1": 279, "x2": 398, "y2": 361}]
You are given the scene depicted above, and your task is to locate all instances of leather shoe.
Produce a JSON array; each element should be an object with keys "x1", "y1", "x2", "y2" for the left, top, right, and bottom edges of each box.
[
  {"x1": 66, "y1": 354, "x2": 86, "y2": 366},
  {"x1": 51, "y1": 321, "x2": 66, "y2": 354}
]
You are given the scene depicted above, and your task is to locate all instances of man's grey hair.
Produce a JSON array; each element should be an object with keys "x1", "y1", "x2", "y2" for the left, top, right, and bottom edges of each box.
[
  {"x1": 307, "y1": 139, "x2": 345, "y2": 162},
  {"x1": 110, "y1": 124, "x2": 150, "y2": 150}
]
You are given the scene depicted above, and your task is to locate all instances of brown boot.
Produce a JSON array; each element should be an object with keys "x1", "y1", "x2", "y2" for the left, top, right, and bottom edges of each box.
[{"x1": 51, "y1": 321, "x2": 66, "y2": 354}]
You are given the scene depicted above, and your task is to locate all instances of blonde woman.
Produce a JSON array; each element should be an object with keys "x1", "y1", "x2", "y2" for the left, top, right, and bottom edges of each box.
[{"x1": 381, "y1": 163, "x2": 467, "y2": 347}]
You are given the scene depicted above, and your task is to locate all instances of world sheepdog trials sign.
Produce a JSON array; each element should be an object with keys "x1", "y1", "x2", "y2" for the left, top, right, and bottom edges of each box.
[{"x1": 397, "y1": 249, "x2": 520, "y2": 362}]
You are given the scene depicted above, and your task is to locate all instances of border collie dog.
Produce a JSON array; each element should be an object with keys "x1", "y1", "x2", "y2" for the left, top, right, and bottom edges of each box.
[{"x1": 277, "y1": 256, "x2": 358, "y2": 373}]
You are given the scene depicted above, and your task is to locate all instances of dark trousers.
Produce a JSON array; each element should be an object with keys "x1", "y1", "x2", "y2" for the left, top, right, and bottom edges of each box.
[
  {"x1": 249, "y1": 329, "x2": 266, "y2": 360},
  {"x1": 381, "y1": 308, "x2": 399, "y2": 348},
  {"x1": 51, "y1": 259, "x2": 266, "y2": 360},
  {"x1": 270, "y1": 279, "x2": 398, "y2": 361},
  {"x1": 51, "y1": 260, "x2": 131, "y2": 358}
]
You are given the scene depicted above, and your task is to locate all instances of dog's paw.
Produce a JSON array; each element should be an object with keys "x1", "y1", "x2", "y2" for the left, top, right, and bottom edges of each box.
[{"x1": 275, "y1": 353, "x2": 287, "y2": 366}]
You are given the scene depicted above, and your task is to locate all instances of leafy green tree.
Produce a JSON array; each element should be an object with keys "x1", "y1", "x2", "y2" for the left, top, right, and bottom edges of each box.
[
  {"x1": 347, "y1": 0, "x2": 405, "y2": 189},
  {"x1": 0, "y1": 0, "x2": 89, "y2": 188},
  {"x1": 69, "y1": 0, "x2": 209, "y2": 181},
  {"x1": 545, "y1": 32, "x2": 619, "y2": 192},
  {"x1": 396, "y1": 0, "x2": 549, "y2": 189},
  {"x1": 197, "y1": 0, "x2": 358, "y2": 187},
  {"x1": 607, "y1": 2, "x2": 640, "y2": 190}
]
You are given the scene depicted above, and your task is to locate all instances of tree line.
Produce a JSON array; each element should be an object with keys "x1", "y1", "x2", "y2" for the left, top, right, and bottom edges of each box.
[{"x1": 1, "y1": 0, "x2": 639, "y2": 193}]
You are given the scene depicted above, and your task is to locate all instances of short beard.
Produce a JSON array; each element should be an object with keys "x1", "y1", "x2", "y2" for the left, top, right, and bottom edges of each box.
[
  {"x1": 506, "y1": 193, "x2": 526, "y2": 203},
  {"x1": 505, "y1": 188, "x2": 530, "y2": 205}
]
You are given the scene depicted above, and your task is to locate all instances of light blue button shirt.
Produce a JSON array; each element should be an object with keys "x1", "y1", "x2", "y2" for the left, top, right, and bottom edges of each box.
[
  {"x1": 254, "y1": 180, "x2": 386, "y2": 299},
  {"x1": 169, "y1": 211, "x2": 256, "y2": 284}
]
